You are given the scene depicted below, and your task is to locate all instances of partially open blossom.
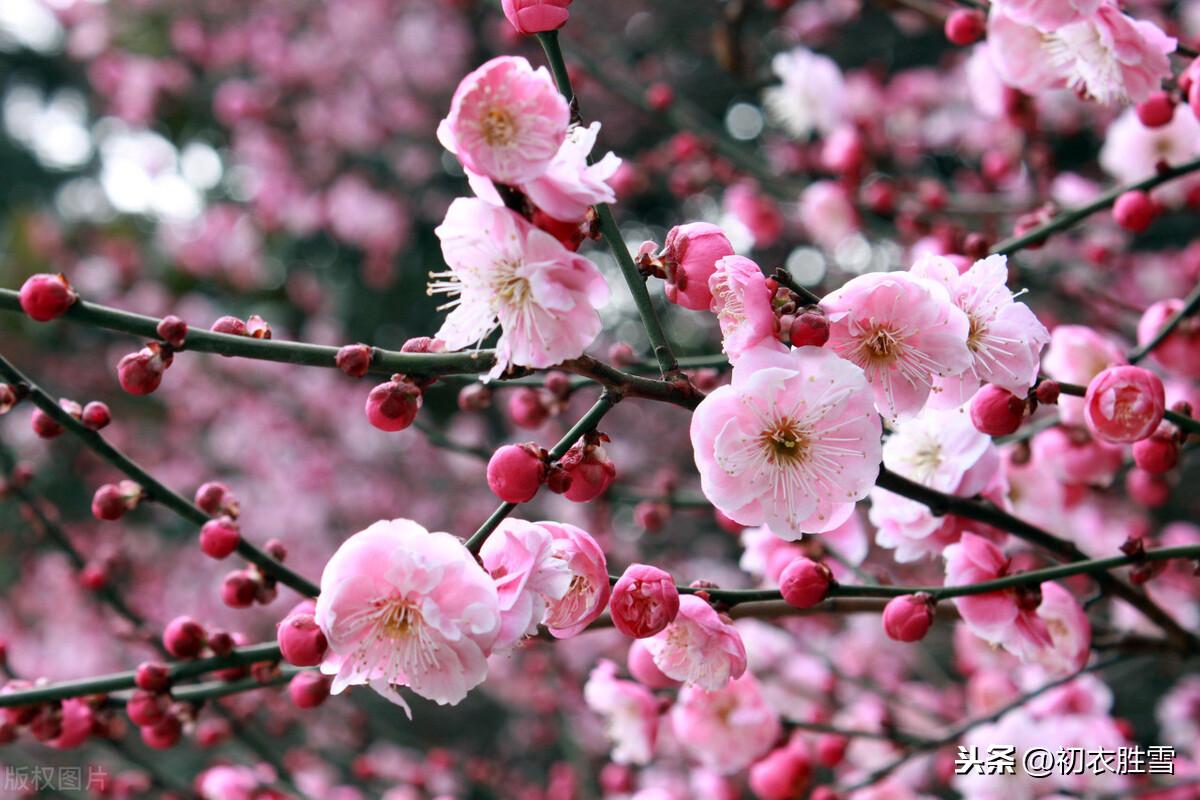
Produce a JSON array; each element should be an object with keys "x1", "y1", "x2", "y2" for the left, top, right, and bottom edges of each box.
[
  {"x1": 92, "y1": 480, "x2": 143, "y2": 522},
  {"x1": 644, "y1": 594, "x2": 746, "y2": 690},
  {"x1": 430, "y1": 198, "x2": 609, "y2": 379},
  {"x1": 538, "y1": 521, "x2": 610, "y2": 638},
  {"x1": 691, "y1": 345, "x2": 882, "y2": 537},
  {"x1": 583, "y1": 660, "x2": 658, "y2": 766},
  {"x1": 779, "y1": 557, "x2": 833, "y2": 609},
  {"x1": 558, "y1": 438, "x2": 616, "y2": 503},
  {"x1": 315, "y1": 519, "x2": 501, "y2": 715},
  {"x1": 882, "y1": 593, "x2": 935, "y2": 642},
  {"x1": 1042, "y1": 325, "x2": 1128, "y2": 426},
  {"x1": 438, "y1": 56, "x2": 568, "y2": 185},
  {"x1": 1137, "y1": 299, "x2": 1200, "y2": 379},
  {"x1": 609, "y1": 564, "x2": 680, "y2": 639},
  {"x1": 487, "y1": 443, "x2": 546, "y2": 503},
  {"x1": 1083, "y1": 365, "x2": 1165, "y2": 443},
  {"x1": 501, "y1": 0, "x2": 572, "y2": 35},
  {"x1": 18, "y1": 273, "x2": 76, "y2": 322},
  {"x1": 910, "y1": 254, "x2": 1049, "y2": 407},
  {"x1": 117, "y1": 343, "x2": 172, "y2": 395},
  {"x1": 708, "y1": 255, "x2": 780, "y2": 361},
  {"x1": 480, "y1": 518, "x2": 571, "y2": 649},
  {"x1": 670, "y1": 673, "x2": 780, "y2": 774},
  {"x1": 365, "y1": 377, "x2": 422, "y2": 432},
  {"x1": 821, "y1": 271, "x2": 971, "y2": 420},
  {"x1": 521, "y1": 123, "x2": 620, "y2": 223},
  {"x1": 661, "y1": 223, "x2": 734, "y2": 311},
  {"x1": 970, "y1": 385, "x2": 1026, "y2": 436}
]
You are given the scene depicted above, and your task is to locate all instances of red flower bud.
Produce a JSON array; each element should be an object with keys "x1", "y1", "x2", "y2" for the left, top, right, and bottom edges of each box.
[
  {"x1": 779, "y1": 557, "x2": 833, "y2": 609},
  {"x1": 609, "y1": 564, "x2": 680, "y2": 638},
  {"x1": 882, "y1": 594, "x2": 935, "y2": 642},
  {"x1": 487, "y1": 443, "x2": 546, "y2": 503},
  {"x1": 336, "y1": 344, "x2": 373, "y2": 377},
  {"x1": 18, "y1": 274, "x2": 77, "y2": 322},
  {"x1": 365, "y1": 377, "x2": 422, "y2": 432}
]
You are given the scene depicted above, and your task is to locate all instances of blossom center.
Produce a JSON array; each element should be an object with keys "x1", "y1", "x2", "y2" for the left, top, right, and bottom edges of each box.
[
  {"x1": 759, "y1": 420, "x2": 811, "y2": 466},
  {"x1": 482, "y1": 107, "x2": 517, "y2": 146},
  {"x1": 380, "y1": 598, "x2": 424, "y2": 640},
  {"x1": 861, "y1": 326, "x2": 901, "y2": 364}
]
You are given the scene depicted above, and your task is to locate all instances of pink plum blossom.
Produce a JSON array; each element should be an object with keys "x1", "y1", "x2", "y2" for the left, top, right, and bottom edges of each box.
[
  {"x1": 670, "y1": 672, "x2": 781, "y2": 774},
  {"x1": 690, "y1": 345, "x2": 882, "y2": 537},
  {"x1": 798, "y1": 181, "x2": 860, "y2": 253},
  {"x1": 707, "y1": 255, "x2": 781, "y2": 361},
  {"x1": 430, "y1": 198, "x2": 609, "y2": 379},
  {"x1": 821, "y1": 271, "x2": 971, "y2": 420},
  {"x1": 762, "y1": 47, "x2": 846, "y2": 138},
  {"x1": 910, "y1": 254, "x2": 1049, "y2": 408},
  {"x1": 537, "y1": 520, "x2": 611, "y2": 638},
  {"x1": 479, "y1": 518, "x2": 572, "y2": 649},
  {"x1": 1138, "y1": 299, "x2": 1200, "y2": 379},
  {"x1": 314, "y1": 519, "x2": 501, "y2": 715},
  {"x1": 991, "y1": 0, "x2": 1102, "y2": 31},
  {"x1": 522, "y1": 123, "x2": 620, "y2": 222},
  {"x1": 869, "y1": 404, "x2": 1003, "y2": 562},
  {"x1": 583, "y1": 659, "x2": 658, "y2": 765},
  {"x1": 644, "y1": 594, "x2": 747, "y2": 690},
  {"x1": 661, "y1": 222, "x2": 735, "y2": 311},
  {"x1": 438, "y1": 56, "x2": 569, "y2": 184}
]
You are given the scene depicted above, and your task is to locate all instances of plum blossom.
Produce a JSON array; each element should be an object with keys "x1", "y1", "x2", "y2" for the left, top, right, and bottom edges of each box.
[
  {"x1": 583, "y1": 660, "x2": 658, "y2": 765},
  {"x1": 1042, "y1": 325, "x2": 1128, "y2": 426},
  {"x1": 762, "y1": 47, "x2": 845, "y2": 138},
  {"x1": 798, "y1": 181, "x2": 859, "y2": 253},
  {"x1": 690, "y1": 345, "x2": 882, "y2": 538},
  {"x1": 479, "y1": 518, "x2": 571, "y2": 649},
  {"x1": 945, "y1": 533, "x2": 1091, "y2": 674},
  {"x1": 988, "y1": 4, "x2": 1175, "y2": 106},
  {"x1": 670, "y1": 672, "x2": 781, "y2": 774},
  {"x1": 536, "y1": 520, "x2": 611, "y2": 638},
  {"x1": 644, "y1": 594, "x2": 747, "y2": 690},
  {"x1": 438, "y1": 56, "x2": 569, "y2": 184},
  {"x1": 869, "y1": 404, "x2": 1003, "y2": 562},
  {"x1": 910, "y1": 254, "x2": 1049, "y2": 408},
  {"x1": 314, "y1": 519, "x2": 501, "y2": 715},
  {"x1": 707, "y1": 255, "x2": 781, "y2": 361},
  {"x1": 1100, "y1": 109, "x2": 1200, "y2": 208},
  {"x1": 991, "y1": 0, "x2": 1102, "y2": 31},
  {"x1": 821, "y1": 271, "x2": 971, "y2": 420},
  {"x1": 429, "y1": 198, "x2": 609, "y2": 379},
  {"x1": 522, "y1": 123, "x2": 620, "y2": 222}
]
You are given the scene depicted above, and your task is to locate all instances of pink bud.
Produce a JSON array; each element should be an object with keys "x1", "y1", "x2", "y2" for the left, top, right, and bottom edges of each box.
[
  {"x1": 91, "y1": 484, "x2": 128, "y2": 521},
  {"x1": 501, "y1": 0, "x2": 572, "y2": 34},
  {"x1": 789, "y1": 308, "x2": 830, "y2": 348},
  {"x1": 125, "y1": 690, "x2": 167, "y2": 726},
  {"x1": 18, "y1": 274, "x2": 77, "y2": 321},
  {"x1": 365, "y1": 377, "x2": 422, "y2": 432},
  {"x1": 1113, "y1": 190, "x2": 1156, "y2": 233},
  {"x1": 1083, "y1": 366, "x2": 1165, "y2": 443},
  {"x1": 662, "y1": 223, "x2": 734, "y2": 311},
  {"x1": 81, "y1": 401, "x2": 111, "y2": 430},
  {"x1": 816, "y1": 734, "x2": 847, "y2": 768},
  {"x1": 607, "y1": 342, "x2": 636, "y2": 367},
  {"x1": 221, "y1": 570, "x2": 258, "y2": 608},
  {"x1": 0, "y1": 384, "x2": 17, "y2": 416},
  {"x1": 135, "y1": 662, "x2": 171, "y2": 693},
  {"x1": 210, "y1": 316, "x2": 247, "y2": 337},
  {"x1": 1135, "y1": 92, "x2": 1175, "y2": 128},
  {"x1": 156, "y1": 315, "x2": 188, "y2": 348},
  {"x1": 749, "y1": 744, "x2": 811, "y2": 800},
  {"x1": 559, "y1": 441, "x2": 616, "y2": 503},
  {"x1": 970, "y1": 384, "x2": 1025, "y2": 436},
  {"x1": 457, "y1": 383, "x2": 492, "y2": 412},
  {"x1": 79, "y1": 562, "x2": 107, "y2": 591},
  {"x1": 487, "y1": 443, "x2": 546, "y2": 503},
  {"x1": 336, "y1": 344, "x2": 373, "y2": 377},
  {"x1": 944, "y1": 9, "x2": 985, "y2": 45},
  {"x1": 199, "y1": 517, "x2": 240, "y2": 559},
  {"x1": 507, "y1": 387, "x2": 550, "y2": 429},
  {"x1": 1126, "y1": 468, "x2": 1171, "y2": 507},
  {"x1": 277, "y1": 612, "x2": 328, "y2": 667},
  {"x1": 1034, "y1": 380, "x2": 1060, "y2": 405},
  {"x1": 140, "y1": 715, "x2": 182, "y2": 749},
  {"x1": 779, "y1": 557, "x2": 833, "y2": 609},
  {"x1": 626, "y1": 639, "x2": 680, "y2": 689},
  {"x1": 31, "y1": 407, "x2": 63, "y2": 439},
  {"x1": 162, "y1": 616, "x2": 206, "y2": 658},
  {"x1": 117, "y1": 343, "x2": 170, "y2": 395},
  {"x1": 609, "y1": 564, "x2": 680, "y2": 638},
  {"x1": 288, "y1": 671, "x2": 331, "y2": 709},
  {"x1": 1132, "y1": 435, "x2": 1179, "y2": 474},
  {"x1": 634, "y1": 500, "x2": 669, "y2": 531},
  {"x1": 645, "y1": 83, "x2": 674, "y2": 111},
  {"x1": 194, "y1": 481, "x2": 239, "y2": 517},
  {"x1": 245, "y1": 314, "x2": 272, "y2": 339},
  {"x1": 882, "y1": 594, "x2": 935, "y2": 642}
]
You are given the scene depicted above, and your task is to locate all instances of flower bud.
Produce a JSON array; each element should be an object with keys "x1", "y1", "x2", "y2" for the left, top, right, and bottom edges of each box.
[
  {"x1": 609, "y1": 564, "x2": 680, "y2": 638},
  {"x1": 1135, "y1": 92, "x2": 1175, "y2": 128},
  {"x1": 944, "y1": 9, "x2": 985, "y2": 46},
  {"x1": 91, "y1": 481, "x2": 142, "y2": 521},
  {"x1": 210, "y1": 315, "x2": 247, "y2": 336},
  {"x1": 1132, "y1": 434, "x2": 1179, "y2": 474},
  {"x1": 365, "y1": 377, "x2": 422, "y2": 432},
  {"x1": 1125, "y1": 468, "x2": 1170, "y2": 507},
  {"x1": 81, "y1": 401, "x2": 111, "y2": 430},
  {"x1": 970, "y1": 384, "x2": 1025, "y2": 436},
  {"x1": 634, "y1": 500, "x2": 669, "y2": 532},
  {"x1": 486, "y1": 443, "x2": 546, "y2": 503},
  {"x1": 1083, "y1": 366, "x2": 1165, "y2": 443},
  {"x1": 162, "y1": 616, "x2": 206, "y2": 658},
  {"x1": 140, "y1": 715, "x2": 182, "y2": 749},
  {"x1": 18, "y1": 274, "x2": 77, "y2": 322},
  {"x1": 336, "y1": 344, "x2": 372, "y2": 377},
  {"x1": 156, "y1": 315, "x2": 188, "y2": 348},
  {"x1": 277, "y1": 612, "x2": 328, "y2": 667},
  {"x1": 457, "y1": 383, "x2": 493, "y2": 412},
  {"x1": 117, "y1": 343, "x2": 171, "y2": 395},
  {"x1": 194, "y1": 481, "x2": 239, "y2": 518},
  {"x1": 662, "y1": 223, "x2": 734, "y2": 311},
  {"x1": 221, "y1": 570, "x2": 258, "y2": 608},
  {"x1": 749, "y1": 743, "x2": 811, "y2": 800},
  {"x1": 126, "y1": 690, "x2": 167, "y2": 727},
  {"x1": 245, "y1": 314, "x2": 272, "y2": 339},
  {"x1": 199, "y1": 517, "x2": 241, "y2": 559},
  {"x1": 1034, "y1": 380, "x2": 1060, "y2": 405},
  {"x1": 501, "y1": 0, "x2": 572, "y2": 35},
  {"x1": 779, "y1": 557, "x2": 833, "y2": 609},
  {"x1": 507, "y1": 387, "x2": 550, "y2": 429},
  {"x1": 1113, "y1": 190, "x2": 1156, "y2": 233},
  {"x1": 882, "y1": 594, "x2": 935, "y2": 642},
  {"x1": 559, "y1": 441, "x2": 616, "y2": 503},
  {"x1": 31, "y1": 407, "x2": 64, "y2": 439},
  {"x1": 789, "y1": 308, "x2": 830, "y2": 348},
  {"x1": 288, "y1": 671, "x2": 331, "y2": 709},
  {"x1": 135, "y1": 662, "x2": 171, "y2": 693}
]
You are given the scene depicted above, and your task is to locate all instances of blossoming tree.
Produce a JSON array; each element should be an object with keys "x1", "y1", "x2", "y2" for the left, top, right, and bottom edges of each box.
[{"x1": 1, "y1": 0, "x2": 1200, "y2": 797}]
